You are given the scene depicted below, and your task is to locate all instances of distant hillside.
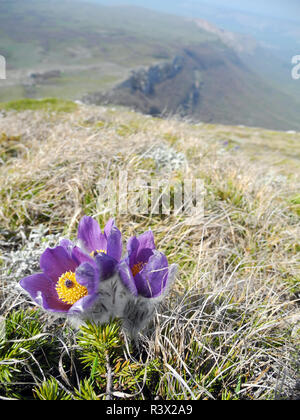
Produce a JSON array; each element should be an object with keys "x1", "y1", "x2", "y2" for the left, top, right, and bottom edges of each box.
[
  {"x1": 94, "y1": 0, "x2": 300, "y2": 105},
  {"x1": 0, "y1": 0, "x2": 300, "y2": 130},
  {"x1": 0, "y1": 0, "x2": 217, "y2": 100},
  {"x1": 85, "y1": 43, "x2": 300, "y2": 131}
]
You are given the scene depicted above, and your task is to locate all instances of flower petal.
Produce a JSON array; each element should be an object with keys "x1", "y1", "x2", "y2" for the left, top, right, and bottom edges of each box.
[
  {"x1": 20, "y1": 273, "x2": 71, "y2": 312},
  {"x1": 127, "y1": 231, "x2": 155, "y2": 268},
  {"x1": 75, "y1": 260, "x2": 99, "y2": 295},
  {"x1": 68, "y1": 293, "x2": 99, "y2": 315},
  {"x1": 136, "y1": 251, "x2": 169, "y2": 298},
  {"x1": 106, "y1": 226, "x2": 122, "y2": 262},
  {"x1": 137, "y1": 230, "x2": 155, "y2": 253},
  {"x1": 40, "y1": 246, "x2": 77, "y2": 282},
  {"x1": 104, "y1": 218, "x2": 115, "y2": 238},
  {"x1": 59, "y1": 238, "x2": 73, "y2": 251},
  {"x1": 118, "y1": 260, "x2": 138, "y2": 297},
  {"x1": 77, "y1": 216, "x2": 106, "y2": 253},
  {"x1": 127, "y1": 236, "x2": 140, "y2": 268},
  {"x1": 71, "y1": 246, "x2": 94, "y2": 265},
  {"x1": 95, "y1": 253, "x2": 118, "y2": 281},
  {"x1": 136, "y1": 247, "x2": 154, "y2": 265}
]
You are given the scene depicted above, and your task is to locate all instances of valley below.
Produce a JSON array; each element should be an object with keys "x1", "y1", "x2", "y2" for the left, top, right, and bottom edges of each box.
[{"x1": 1, "y1": 0, "x2": 300, "y2": 131}]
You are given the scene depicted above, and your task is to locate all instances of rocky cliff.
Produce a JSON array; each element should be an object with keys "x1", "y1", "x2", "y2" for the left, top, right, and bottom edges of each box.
[
  {"x1": 119, "y1": 56, "x2": 184, "y2": 96},
  {"x1": 83, "y1": 44, "x2": 300, "y2": 131}
]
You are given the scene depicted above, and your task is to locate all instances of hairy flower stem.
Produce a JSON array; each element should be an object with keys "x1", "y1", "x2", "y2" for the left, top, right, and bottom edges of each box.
[{"x1": 105, "y1": 351, "x2": 113, "y2": 401}]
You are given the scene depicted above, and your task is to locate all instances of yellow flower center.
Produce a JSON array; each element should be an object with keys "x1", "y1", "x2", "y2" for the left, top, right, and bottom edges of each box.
[
  {"x1": 56, "y1": 271, "x2": 88, "y2": 305},
  {"x1": 89, "y1": 249, "x2": 107, "y2": 257},
  {"x1": 131, "y1": 262, "x2": 146, "y2": 277}
]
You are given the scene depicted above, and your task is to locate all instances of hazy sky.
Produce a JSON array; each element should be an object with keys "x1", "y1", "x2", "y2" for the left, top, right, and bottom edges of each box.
[
  {"x1": 199, "y1": 0, "x2": 300, "y2": 21},
  {"x1": 93, "y1": 0, "x2": 300, "y2": 23}
]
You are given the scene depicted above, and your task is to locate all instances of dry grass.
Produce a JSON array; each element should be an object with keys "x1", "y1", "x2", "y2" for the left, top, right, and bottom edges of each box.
[{"x1": 0, "y1": 104, "x2": 299, "y2": 399}]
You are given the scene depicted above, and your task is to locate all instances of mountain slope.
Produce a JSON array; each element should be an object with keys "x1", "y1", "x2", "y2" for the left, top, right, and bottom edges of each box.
[
  {"x1": 85, "y1": 43, "x2": 300, "y2": 131},
  {"x1": 0, "y1": 0, "x2": 299, "y2": 130},
  {"x1": 94, "y1": 0, "x2": 300, "y2": 105},
  {"x1": 0, "y1": 0, "x2": 217, "y2": 101}
]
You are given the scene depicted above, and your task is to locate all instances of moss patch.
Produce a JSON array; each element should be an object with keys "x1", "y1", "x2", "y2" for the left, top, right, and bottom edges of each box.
[{"x1": 0, "y1": 98, "x2": 78, "y2": 113}]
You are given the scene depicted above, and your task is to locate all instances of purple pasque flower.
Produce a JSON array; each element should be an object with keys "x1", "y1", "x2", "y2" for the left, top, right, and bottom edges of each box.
[
  {"x1": 118, "y1": 230, "x2": 174, "y2": 299},
  {"x1": 19, "y1": 244, "x2": 106, "y2": 314},
  {"x1": 74, "y1": 252, "x2": 127, "y2": 322},
  {"x1": 77, "y1": 216, "x2": 122, "y2": 262}
]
